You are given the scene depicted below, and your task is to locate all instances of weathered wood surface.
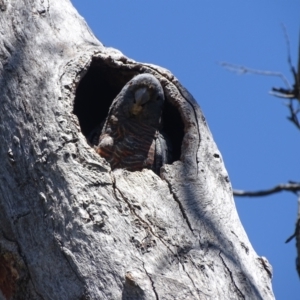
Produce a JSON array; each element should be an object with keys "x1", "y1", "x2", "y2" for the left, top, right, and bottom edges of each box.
[{"x1": 0, "y1": 0, "x2": 274, "y2": 299}]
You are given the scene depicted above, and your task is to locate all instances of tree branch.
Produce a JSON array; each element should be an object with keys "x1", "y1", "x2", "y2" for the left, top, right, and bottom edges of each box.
[
  {"x1": 218, "y1": 61, "x2": 292, "y2": 89},
  {"x1": 281, "y1": 23, "x2": 297, "y2": 80},
  {"x1": 285, "y1": 99, "x2": 300, "y2": 129},
  {"x1": 233, "y1": 182, "x2": 300, "y2": 197},
  {"x1": 219, "y1": 57, "x2": 300, "y2": 130}
]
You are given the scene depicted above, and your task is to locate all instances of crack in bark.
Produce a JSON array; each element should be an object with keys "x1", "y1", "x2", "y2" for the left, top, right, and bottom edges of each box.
[
  {"x1": 111, "y1": 173, "x2": 200, "y2": 295},
  {"x1": 219, "y1": 252, "x2": 245, "y2": 300},
  {"x1": 86, "y1": 182, "x2": 111, "y2": 188},
  {"x1": 188, "y1": 255, "x2": 212, "y2": 298},
  {"x1": 181, "y1": 261, "x2": 201, "y2": 300},
  {"x1": 14, "y1": 211, "x2": 31, "y2": 224},
  {"x1": 111, "y1": 174, "x2": 174, "y2": 253},
  {"x1": 164, "y1": 178, "x2": 194, "y2": 234},
  {"x1": 140, "y1": 260, "x2": 159, "y2": 300}
]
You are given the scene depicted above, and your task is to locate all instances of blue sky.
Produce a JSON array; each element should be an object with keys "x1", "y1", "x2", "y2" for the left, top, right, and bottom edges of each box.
[{"x1": 71, "y1": 1, "x2": 300, "y2": 298}]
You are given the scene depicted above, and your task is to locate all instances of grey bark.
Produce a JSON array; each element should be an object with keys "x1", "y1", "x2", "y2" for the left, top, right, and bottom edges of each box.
[{"x1": 0, "y1": 0, "x2": 274, "y2": 299}]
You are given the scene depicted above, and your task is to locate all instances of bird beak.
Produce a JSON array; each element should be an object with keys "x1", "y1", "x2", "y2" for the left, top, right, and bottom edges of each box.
[{"x1": 134, "y1": 87, "x2": 150, "y2": 106}]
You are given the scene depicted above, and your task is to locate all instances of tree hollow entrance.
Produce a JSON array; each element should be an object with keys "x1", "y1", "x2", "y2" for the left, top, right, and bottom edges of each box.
[{"x1": 73, "y1": 57, "x2": 184, "y2": 163}]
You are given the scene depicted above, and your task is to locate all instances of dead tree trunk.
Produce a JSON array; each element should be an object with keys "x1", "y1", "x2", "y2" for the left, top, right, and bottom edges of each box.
[{"x1": 0, "y1": 1, "x2": 274, "y2": 299}]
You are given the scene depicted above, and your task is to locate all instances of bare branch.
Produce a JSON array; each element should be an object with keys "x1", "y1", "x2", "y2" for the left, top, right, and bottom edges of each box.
[
  {"x1": 233, "y1": 182, "x2": 300, "y2": 197},
  {"x1": 269, "y1": 91, "x2": 295, "y2": 99},
  {"x1": 285, "y1": 99, "x2": 300, "y2": 129},
  {"x1": 285, "y1": 215, "x2": 300, "y2": 244},
  {"x1": 285, "y1": 232, "x2": 296, "y2": 243},
  {"x1": 219, "y1": 30, "x2": 300, "y2": 131},
  {"x1": 281, "y1": 23, "x2": 297, "y2": 78},
  {"x1": 297, "y1": 32, "x2": 300, "y2": 90},
  {"x1": 219, "y1": 61, "x2": 292, "y2": 89}
]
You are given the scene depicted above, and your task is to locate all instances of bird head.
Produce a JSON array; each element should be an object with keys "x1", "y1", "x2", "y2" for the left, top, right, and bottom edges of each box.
[
  {"x1": 129, "y1": 74, "x2": 164, "y2": 123},
  {"x1": 109, "y1": 74, "x2": 165, "y2": 128},
  {"x1": 131, "y1": 87, "x2": 150, "y2": 115}
]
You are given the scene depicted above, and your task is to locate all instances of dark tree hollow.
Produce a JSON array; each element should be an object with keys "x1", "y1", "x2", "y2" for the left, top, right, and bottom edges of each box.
[{"x1": 73, "y1": 58, "x2": 184, "y2": 163}]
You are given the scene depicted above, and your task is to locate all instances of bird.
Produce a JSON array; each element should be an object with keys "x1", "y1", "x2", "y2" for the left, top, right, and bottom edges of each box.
[{"x1": 96, "y1": 73, "x2": 171, "y2": 173}]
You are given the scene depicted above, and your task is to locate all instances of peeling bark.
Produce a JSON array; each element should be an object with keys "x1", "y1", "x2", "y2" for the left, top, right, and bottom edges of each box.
[{"x1": 0, "y1": 0, "x2": 275, "y2": 299}]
